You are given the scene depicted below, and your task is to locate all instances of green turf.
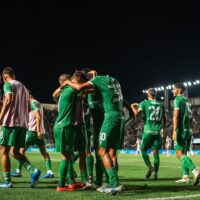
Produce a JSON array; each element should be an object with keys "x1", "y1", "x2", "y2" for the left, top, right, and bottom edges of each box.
[{"x1": 0, "y1": 153, "x2": 200, "y2": 200}]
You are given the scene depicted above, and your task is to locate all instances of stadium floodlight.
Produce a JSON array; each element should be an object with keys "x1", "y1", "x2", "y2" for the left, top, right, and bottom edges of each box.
[
  {"x1": 155, "y1": 88, "x2": 158, "y2": 91},
  {"x1": 193, "y1": 81, "x2": 197, "y2": 85},
  {"x1": 161, "y1": 96, "x2": 164, "y2": 100},
  {"x1": 158, "y1": 87, "x2": 161, "y2": 91},
  {"x1": 187, "y1": 81, "x2": 192, "y2": 86},
  {"x1": 168, "y1": 85, "x2": 172, "y2": 90},
  {"x1": 183, "y1": 82, "x2": 188, "y2": 87},
  {"x1": 161, "y1": 86, "x2": 165, "y2": 91},
  {"x1": 196, "y1": 80, "x2": 200, "y2": 84}
]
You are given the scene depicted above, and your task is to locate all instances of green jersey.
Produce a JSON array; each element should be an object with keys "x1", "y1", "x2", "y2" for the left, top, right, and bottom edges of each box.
[
  {"x1": 174, "y1": 95, "x2": 192, "y2": 133},
  {"x1": 90, "y1": 76, "x2": 123, "y2": 117},
  {"x1": 54, "y1": 86, "x2": 77, "y2": 128},
  {"x1": 139, "y1": 99, "x2": 165, "y2": 135}
]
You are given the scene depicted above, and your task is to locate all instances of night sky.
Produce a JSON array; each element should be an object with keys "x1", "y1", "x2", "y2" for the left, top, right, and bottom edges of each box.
[{"x1": 0, "y1": 2, "x2": 200, "y2": 103}]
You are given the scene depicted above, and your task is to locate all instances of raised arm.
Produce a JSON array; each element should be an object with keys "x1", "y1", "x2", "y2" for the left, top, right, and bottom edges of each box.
[
  {"x1": 131, "y1": 103, "x2": 142, "y2": 116},
  {"x1": 61, "y1": 80, "x2": 94, "y2": 91}
]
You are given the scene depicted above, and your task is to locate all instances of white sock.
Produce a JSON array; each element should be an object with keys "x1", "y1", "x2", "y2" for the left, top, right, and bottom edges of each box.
[{"x1": 47, "y1": 170, "x2": 53, "y2": 174}]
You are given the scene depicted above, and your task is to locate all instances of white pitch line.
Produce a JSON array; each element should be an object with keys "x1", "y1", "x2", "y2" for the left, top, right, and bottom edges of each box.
[{"x1": 137, "y1": 193, "x2": 200, "y2": 200}]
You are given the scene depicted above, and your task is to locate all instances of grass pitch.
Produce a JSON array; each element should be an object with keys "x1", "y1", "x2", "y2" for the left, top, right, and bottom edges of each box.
[{"x1": 1, "y1": 153, "x2": 200, "y2": 200}]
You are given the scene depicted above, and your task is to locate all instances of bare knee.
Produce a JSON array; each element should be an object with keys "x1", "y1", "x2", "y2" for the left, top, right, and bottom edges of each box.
[
  {"x1": 98, "y1": 148, "x2": 106, "y2": 159},
  {"x1": 10, "y1": 147, "x2": 19, "y2": 157}
]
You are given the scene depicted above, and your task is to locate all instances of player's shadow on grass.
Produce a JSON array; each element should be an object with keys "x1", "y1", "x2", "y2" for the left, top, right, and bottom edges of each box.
[
  {"x1": 120, "y1": 177, "x2": 179, "y2": 182},
  {"x1": 121, "y1": 184, "x2": 200, "y2": 196}
]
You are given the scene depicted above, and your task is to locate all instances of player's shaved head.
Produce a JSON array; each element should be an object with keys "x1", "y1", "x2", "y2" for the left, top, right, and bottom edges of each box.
[
  {"x1": 58, "y1": 74, "x2": 71, "y2": 85},
  {"x1": 72, "y1": 70, "x2": 88, "y2": 83},
  {"x1": 2, "y1": 66, "x2": 15, "y2": 78}
]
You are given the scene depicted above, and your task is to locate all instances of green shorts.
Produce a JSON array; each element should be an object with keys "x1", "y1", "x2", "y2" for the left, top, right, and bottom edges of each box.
[
  {"x1": 25, "y1": 131, "x2": 45, "y2": 147},
  {"x1": 141, "y1": 133, "x2": 162, "y2": 151},
  {"x1": 53, "y1": 125, "x2": 75, "y2": 154},
  {"x1": 0, "y1": 126, "x2": 27, "y2": 148},
  {"x1": 74, "y1": 124, "x2": 88, "y2": 152},
  {"x1": 174, "y1": 130, "x2": 191, "y2": 152},
  {"x1": 93, "y1": 117, "x2": 104, "y2": 150},
  {"x1": 99, "y1": 116, "x2": 123, "y2": 149}
]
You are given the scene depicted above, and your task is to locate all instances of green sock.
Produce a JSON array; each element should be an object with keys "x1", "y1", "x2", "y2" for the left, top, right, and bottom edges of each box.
[
  {"x1": 3, "y1": 172, "x2": 11, "y2": 183},
  {"x1": 73, "y1": 152, "x2": 79, "y2": 163},
  {"x1": 81, "y1": 171, "x2": 88, "y2": 183},
  {"x1": 17, "y1": 161, "x2": 23, "y2": 171},
  {"x1": 142, "y1": 151, "x2": 150, "y2": 166},
  {"x1": 45, "y1": 159, "x2": 52, "y2": 171},
  {"x1": 106, "y1": 167, "x2": 119, "y2": 187},
  {"x1": 180, "y1": 155, "x2": 196, "y2": 172},
  {"x1": 95, "y1": 154, "x2": 103, "y2": 186},
  {"x1": 23, "y1": 161, "x2": 35, "y2": 174},
  {"x1": 67, "y1": 160, "x2": 75, "y2": 185},
  {"x1": 86, "y1": 155, "x2": 94, "y2": 178},
  {"x1": 153, "y1": 154, "x2": 159, "y2": 173},
  {"x1": 58, "y1": 160, "x2": 68, "y2": 187}
]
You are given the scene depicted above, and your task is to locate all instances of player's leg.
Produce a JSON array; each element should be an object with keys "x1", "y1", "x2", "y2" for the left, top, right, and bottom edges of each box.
[
  {"x1": 97, "y1": 118, "x2": 123, "y2": 194},
  {"x1": 141, "y1": 134, "x2": 154, "y2": 179},
  {"x1": 11, "y1": 147, "x2": 25, "y2": 177},
  {"x1": 74, "y1": 124, "x2": 88, "y2": 184},
  {"x1": 109, "y1": 148, "x2": 118, "y2": 173},
  {"x1": 175, "y1": 133, "x2": 200, "y2": 185},
  {"x1": 151, "y1": 135, "x2": 162, "y2": 179},
  {"x1": 0, "y1": 145, "x2": 13, "y2": 187},
  {"x1": 9, "y1": 128, "x2": 41, "y2": 187},
  {"x1": 55, "y1": 126, "x2": 82, "y2": 191},
  {"x1": 38, "y1": 144, "x2": 54, "y2": 178},
  {"x1": 86, "y1": 150, "x2": 94, "y2": 182}
]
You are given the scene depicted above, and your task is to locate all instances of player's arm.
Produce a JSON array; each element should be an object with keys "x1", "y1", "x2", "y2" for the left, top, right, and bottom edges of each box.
[
  {"x1": 52, "y1": 87, "x2": 62, "y2": 102},
  {"x1": 123, "y1": 98, "x2": 134, "y2": 118},
  {"x1": 61, "y1": 80, "x2": 94, "y2": 91},
  {"x1": 131, "y1": 103, "x2": 142, "y2": 116},
  {"x1": 0, "y1": 93, "x2": 12, "y2": 124},
  {"x1": 35, "y1": 110, "x2": 42, "y2": 139},
  {"x1": 172, "y1": 109, "x2": 180, "y2": 141},
  {"x1": 32, "y1": 101, "x2": 42, "y2": 139}
]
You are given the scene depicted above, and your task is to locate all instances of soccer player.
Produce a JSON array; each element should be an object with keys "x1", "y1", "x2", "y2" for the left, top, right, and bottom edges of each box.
[
  {"x1": 61, "y1": 74, "x2": 125, "y2": 195},
  {"x1": 11, "y1": 91, "x2": 54, "y2": 178},
  {"x1": 54, "y1": 71, "x2": 87, "y2": 192},
  {"x1": 0, "y1": 67, "x2": 41, "y2": 188},
  {"x1": 52, "y1": 74, "x2": 71, "y2": 103},
  {"x1": 131, "y1": 88, "x2": 166, "y2": 180},
  {"x1": 133, "y1": 138, "x2": 141, "y2": 156},
  {"x1": 165, "y1": 135, "x2": 172, "y2": 157},
  {"x1": 172, "y1": 83, "x2": 200, "y2": 184}
]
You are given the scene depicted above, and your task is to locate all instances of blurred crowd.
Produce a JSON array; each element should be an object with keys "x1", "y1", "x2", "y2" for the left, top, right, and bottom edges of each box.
[{"x1": 43, "y1": 106, "x2": 200, "y2": 149}]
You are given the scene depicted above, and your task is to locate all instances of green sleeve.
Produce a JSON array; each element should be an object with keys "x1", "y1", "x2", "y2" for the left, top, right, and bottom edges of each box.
[
  {"x1": 90, "y1": 76, "x2": 100, "y2": 86},
  {"x1": 3, "y1": 82, "x2": 12, "y2": 95},
  {"x1": 31, "y1": 101, "x2": 39, "y2": 111},
  {"x1": 139, "y1": 101, "x2": 145, "y2": 110}
]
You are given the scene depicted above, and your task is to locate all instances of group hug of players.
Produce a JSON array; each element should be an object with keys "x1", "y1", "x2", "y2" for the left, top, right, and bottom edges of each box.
[{"x1": 0, "y1": 66, "x2": 199, "y2": 195}]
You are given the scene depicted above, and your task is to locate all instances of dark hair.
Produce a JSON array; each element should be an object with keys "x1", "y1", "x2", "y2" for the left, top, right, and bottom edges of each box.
[
  {"x1": 58, "y1": 74, "x2": 71, "y2": 84},
  {"x1": 81, "y1": 68, "x2": 91, "y2": 73},
  {"x1": 147, "y1": 88, "x2": 157, "y2": 97},
  {"x1": 72, "y1": 70, "x2": 88, "y2": 81},
  {"x1": 174, "y1": 83, "x2": 185, "y2": 93},
  {"x1": 2, "y1": 66, "x2": 15, "y2": 77}
]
